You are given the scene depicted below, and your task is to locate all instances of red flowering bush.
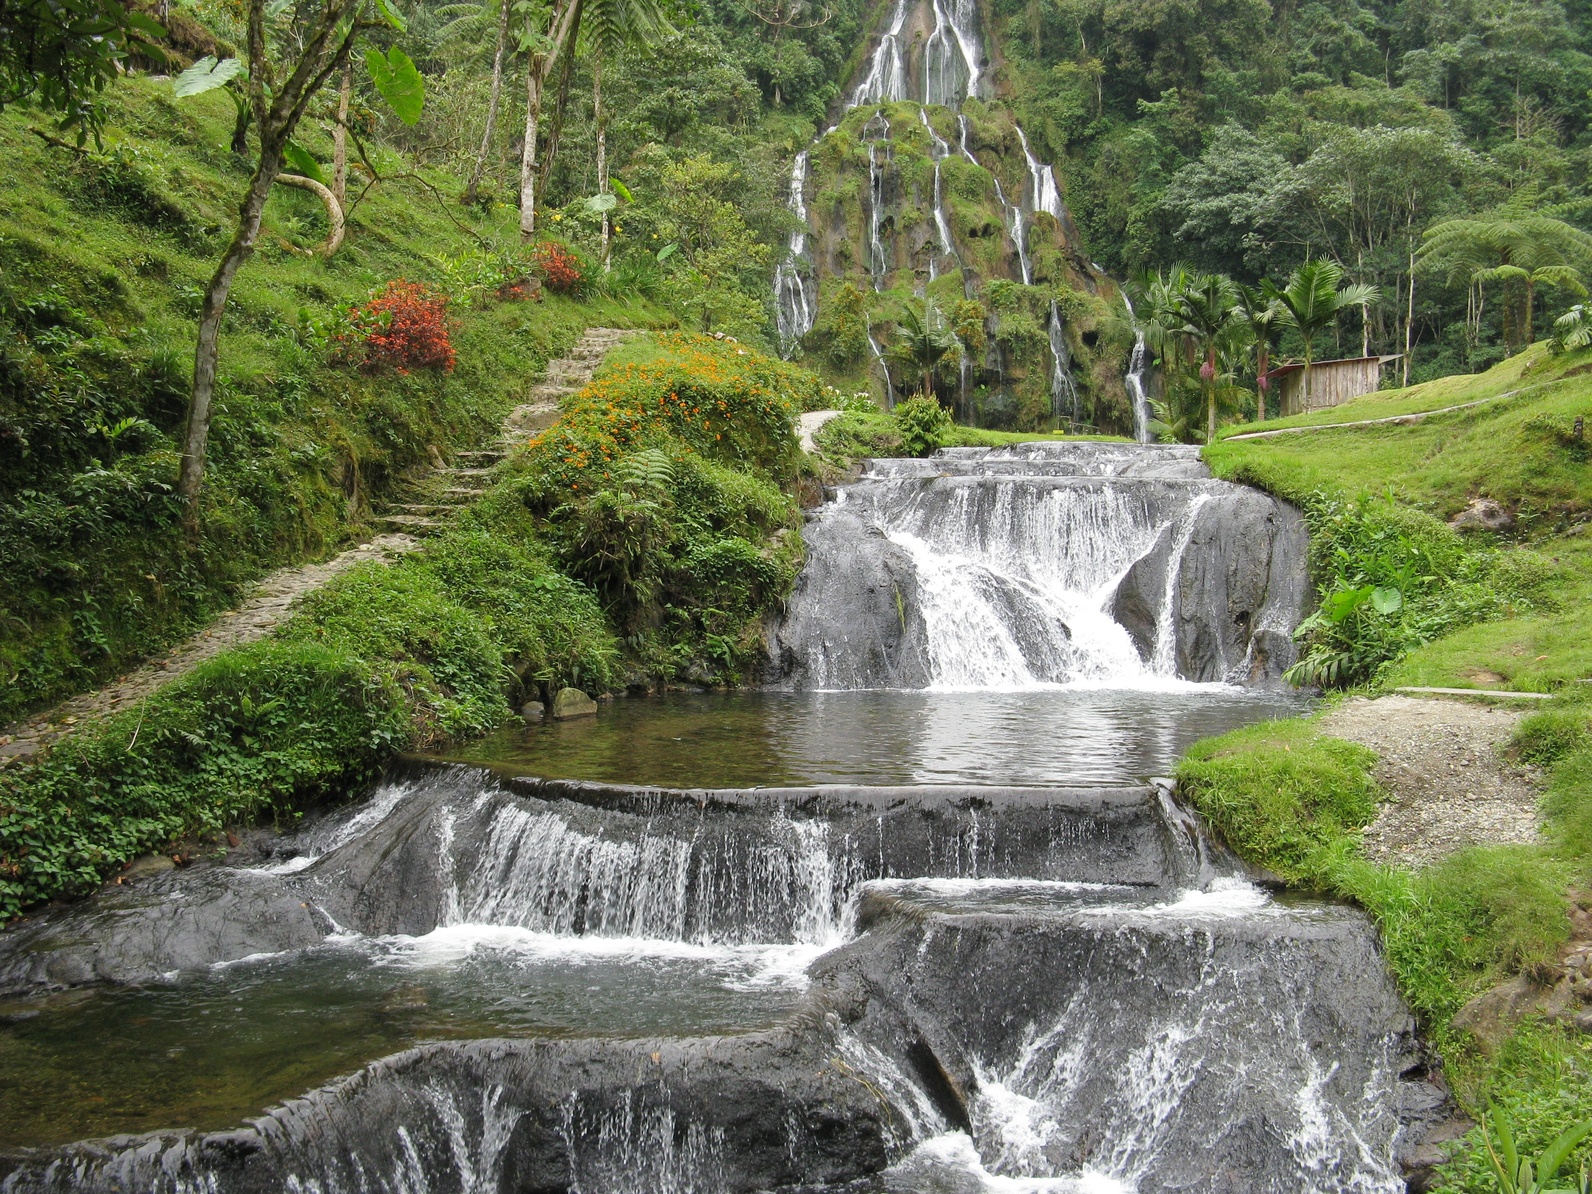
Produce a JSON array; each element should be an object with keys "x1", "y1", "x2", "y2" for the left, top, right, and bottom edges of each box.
[
  {"x1": 532, "y1": 241, "x2": 584, "y2": 294},
  {"x1": 348, "y1": 280, "x2": 456, "y2": 374}
]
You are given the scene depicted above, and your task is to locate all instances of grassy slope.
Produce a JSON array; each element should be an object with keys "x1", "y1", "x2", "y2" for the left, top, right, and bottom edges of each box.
[
  {"x1": 1188, "y1": 350, "x2": 1592, "y2": 1189},
  {"x1": 0, "y1": 77, "x2": 660, "y2": 723}
]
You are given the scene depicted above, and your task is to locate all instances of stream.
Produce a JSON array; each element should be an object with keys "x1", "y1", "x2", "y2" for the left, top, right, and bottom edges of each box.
[{"x1": 0, "y1": 444, "x2": 1446, "y2": 1193}]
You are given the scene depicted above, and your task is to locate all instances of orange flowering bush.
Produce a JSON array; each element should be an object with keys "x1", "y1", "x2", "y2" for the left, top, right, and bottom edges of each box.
[
  {"x1": 347, "y1": 280, "x2": 456, "y2": 374},
  {"x1": 501, "y1": 334, "x2": 818, "y2": 663},
  {"x1": 518, "y1": 333, "x2": 819, "y2": 497},
  {"x1": 532, "y1": 241, "x2": 584, "y2": 294}
]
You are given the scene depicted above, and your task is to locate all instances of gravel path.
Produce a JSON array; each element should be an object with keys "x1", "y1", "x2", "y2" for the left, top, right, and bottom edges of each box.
[{"x1": 1318, "y1": 694, "x2": 1543, "y2": 867}]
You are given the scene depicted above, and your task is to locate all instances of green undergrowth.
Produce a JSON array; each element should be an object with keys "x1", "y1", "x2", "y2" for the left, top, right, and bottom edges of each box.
[
  {"x1": 0, "y1": 77, "x2": 660, "y2": 725},
  {"x1": 813, "y1": 402, "x2": 1132, "y2": 468},
  {"x1": 0, "y1": 333, "x2": 818, "y2": 919},
  {"x1": 1179, "y1": 693, "x2": 1592, "y2": 1189}
]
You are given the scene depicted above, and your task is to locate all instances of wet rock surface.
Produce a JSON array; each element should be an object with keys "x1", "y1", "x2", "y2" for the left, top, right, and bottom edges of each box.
[{"x1": 770, "y1": 443, "x2": 1310, "y2": 690}]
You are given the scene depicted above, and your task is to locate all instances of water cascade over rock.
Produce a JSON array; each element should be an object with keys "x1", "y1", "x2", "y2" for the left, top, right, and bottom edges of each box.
[
  {"x1": 771, "y1": 442, "x2": 1309, "y2": 690},
  {"x1": 774, "y1": 0, "x2": 1110, "y2": 428},
  {"x1": 0, "y1": 762, "x2": 1447, "y2": 1193}
]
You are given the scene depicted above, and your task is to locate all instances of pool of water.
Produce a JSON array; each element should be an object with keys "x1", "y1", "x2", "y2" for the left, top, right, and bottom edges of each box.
[
  {"x1": 0, "y1": 928, "x2": 814, "y2": 1148},
  {"x1": 433, "y1": 688, "x2": 1310, "y2": 787}
]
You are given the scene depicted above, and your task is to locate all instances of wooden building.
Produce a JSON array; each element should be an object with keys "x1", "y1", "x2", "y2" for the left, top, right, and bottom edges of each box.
[{"x1": 1265, "y1": 355, "x2": 1402, "y2": 416}]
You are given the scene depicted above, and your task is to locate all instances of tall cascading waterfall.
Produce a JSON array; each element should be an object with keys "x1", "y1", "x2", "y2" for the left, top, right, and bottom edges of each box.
[
  {"x1": 864, "y1": 111, "x2": 892, "y2": 292},
  {"x1": 772, "y1": 0, "x2": 1076, "y2": 357},
  {"x1": 917, "y1": 108, "x2": 955, "y2": 284},
  {"x1": 770, "y1": 441, "x2": 1311, "y2": 691},
  {"x1": 1123, "y1": 294, "x2": 1154, "y2": 443},
  {"x1": 1047, "y1": 300, "x2": 1080, "y2": 425},
  {"x1": 773, "y1": 150, "x2": 815, "y2": 353}
]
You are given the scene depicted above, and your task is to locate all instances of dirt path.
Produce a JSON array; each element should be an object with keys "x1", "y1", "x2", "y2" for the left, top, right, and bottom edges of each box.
[
  {"x1": 1317, "y1": 694, "x2": 1543, "y2": 867},
  {"x1": 0, "y1": 328, "x2": 640, "y2": 767},
  {"x1": 1221, "y1": 391, "x2": 1518, "y2": 440}
]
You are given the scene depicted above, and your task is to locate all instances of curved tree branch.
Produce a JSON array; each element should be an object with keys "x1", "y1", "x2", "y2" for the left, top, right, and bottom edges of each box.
[{"x1": 275, "y1": 171, "x2": 345, "y2": 256}]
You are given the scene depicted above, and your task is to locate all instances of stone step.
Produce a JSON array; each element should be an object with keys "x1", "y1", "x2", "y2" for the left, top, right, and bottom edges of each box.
[
  {"x1": 444, "y1": 468, "x2": 497, "y2": 478},
  {"x1": 376, "y1": 513, "x2": 446, "y2": 531},
  {"x1": 391, "y1": 503, "x2": 454, "y2": 515},
  {"x1": 454, "y1": 450, "x2": 504, "y2": 463}
]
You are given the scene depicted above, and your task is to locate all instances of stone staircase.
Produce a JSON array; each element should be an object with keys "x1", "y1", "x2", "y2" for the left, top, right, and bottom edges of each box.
[{"x1": 376, "y1": 327, "x2": 641, "y2": 536}]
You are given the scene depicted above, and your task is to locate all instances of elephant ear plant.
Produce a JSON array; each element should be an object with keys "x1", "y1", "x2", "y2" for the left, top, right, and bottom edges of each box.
[
  {"x1": 1485, "y1": 1107, "x2": 1592, "y2": 1194},
  {"x1": 168, "y1": 0, "x2": 424, "y2": 529}
]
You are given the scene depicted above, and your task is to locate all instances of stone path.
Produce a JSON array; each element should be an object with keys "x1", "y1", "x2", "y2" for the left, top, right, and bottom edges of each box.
[
  {"x1": 1318, "y1": 694, "x2": 1543, "y2": 868},
  {"x1": 797, "y1": 410, "x2": 843, "y2": 453},
  {"x1": 1222, "y1": 391, "x2": 1519, "y2": 441},
  {"x1": 0, "y1": 327, "x2": 641, "y2": 766}
]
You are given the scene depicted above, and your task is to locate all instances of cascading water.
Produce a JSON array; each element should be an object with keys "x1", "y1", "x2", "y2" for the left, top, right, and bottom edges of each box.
[
  {"x1": 864, "y1": 111, "x2": 892, "y2": 291},
  {"x1": 773, "y1": 0, "x2": 1081, "y2": 364},
  {"x1": 918, "y1": 108, "x2": 954, "y2": 283},
  {"x1": 1047, "y1": 299, "x2": 1079, "y2": 425},
  {"x1": 867, "y1": 320, "x2": 897, "y2": 406},
  {"x1": 773, "y1": 441, "x2": 1310, "y2": 691},
  {"x1": 773, "y1": 151, "x2": 815, "y2": 353},
  {"x1": 1123, "y1": 294, "x2": 1154, "y2": 443}
]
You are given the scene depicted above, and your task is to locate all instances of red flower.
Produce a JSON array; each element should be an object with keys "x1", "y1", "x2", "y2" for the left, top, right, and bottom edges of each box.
[{"x1": 350, "y1": 280, "x2": 455, "y2": 374}]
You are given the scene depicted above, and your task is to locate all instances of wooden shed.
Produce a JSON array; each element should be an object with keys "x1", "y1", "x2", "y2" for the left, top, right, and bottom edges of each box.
[{"x1": 1265, "y1": 355, "x2": 1402, "y2": 417}]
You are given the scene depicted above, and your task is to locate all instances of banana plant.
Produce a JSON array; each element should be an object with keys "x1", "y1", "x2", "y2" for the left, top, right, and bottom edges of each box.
[{"x1": 1485, "y1": 1107, "x2": 1592, "y2": 1194}]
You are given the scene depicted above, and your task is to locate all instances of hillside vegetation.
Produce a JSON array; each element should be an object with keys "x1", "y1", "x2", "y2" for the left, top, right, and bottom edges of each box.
[
  {"x1": 0, "y1": 79, "x2": 663, "y2": 725},
  {"x1": 1187, "y1": 346, "x2": 1592, "y2": 1189}
]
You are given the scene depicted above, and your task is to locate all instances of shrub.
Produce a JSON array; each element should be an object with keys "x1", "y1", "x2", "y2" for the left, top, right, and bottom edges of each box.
[
  {"x1": 1283, "y1": 492, "x2": 1550, "y2": 688},
  {"x1": 533, "y1": 241, "x2": 585, "y2": 294},
  {"x1": 893, "y1": 395, "x2": 952, "y2": 457},
  {"x1": 347, "y1": 280, "x2": 456, "y2": 374},
  {"x1": 0, "y1": 641, "x2": 409, "y2": 920}
]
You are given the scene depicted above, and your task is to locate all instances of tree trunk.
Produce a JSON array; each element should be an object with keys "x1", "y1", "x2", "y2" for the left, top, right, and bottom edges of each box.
[
  {"x1": 596, "y1": 49, "x2": 610, "y2": 270},
  {"x1": 465, "y1": 0, "x2": 511, "y2": 206},
  {"x1": 332, "y1": 64, "x2": 350, "y2": 204},
  {"x1": 1525, "y1": 278, "x2": 1535, "y2": 348},
  {"x1": 179, "y1": 145, "x2": 286, "y2": 521},
  {"x1": 277, "y1": 173, "x2": 345, "y2": 255},
  {"x1": 538, "y1": 47, "x2": 576, "y2": 194},
  {"x1": 1404, "y1": 252, "x2": 1415, "y2": 387},
  {"x1": 519, "y1": 61, "x2": 543, "y2": 238},
  {"x1": 1256, "y1": 344, "x2": 1268, "y2": 422}
]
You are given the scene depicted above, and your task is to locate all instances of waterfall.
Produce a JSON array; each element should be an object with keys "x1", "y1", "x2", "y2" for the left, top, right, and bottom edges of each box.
[
  {"x1": 773, "y1": 151, "x2": 814, "y2": 356},
  {"x1": 775, "y1": 441, "x2": 1311, "y2": 690},
  {"x1": 852, "y1": 0, "x2": 910, "y2": 105},
  {"x1": 1017, "y1": 126, "x2": 1066, "y2": 222},
  {"x1": 1122, "y1": 295, "x2": 1153, "y2": 443},
  {"x1": 923, "y1": 0, "x2": 982, "y2": 105},
  {"x1": 1047, "y1": 300, "x2": 1079, "y2": 425},
  {"x1": 867, "y1": 320, "x2": 897, "y2": 407},
  {"x1": 918, "y1": 109, "x2": 954, "y2": 283},
  {"x1": 864, "y1": 111, "x2": 892, "y2": 292}
]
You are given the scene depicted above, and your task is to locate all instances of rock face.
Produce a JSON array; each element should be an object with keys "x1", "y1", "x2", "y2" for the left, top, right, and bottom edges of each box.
[
  {"x1": 0, "y1": 762, "x2": 1450, "y2": 1193},
  {"x1": 769, "y1": 443, "x2": 1311, "y2": 689}
]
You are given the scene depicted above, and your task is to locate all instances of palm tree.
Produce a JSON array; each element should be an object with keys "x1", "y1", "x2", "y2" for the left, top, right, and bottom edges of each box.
[
  {"x1": 886, "y1": 300, "x2": 961, "y2": 400},
  {"x1": 1177, "y1": 272, "x2": 1239, "y2": 442},
  {"x1": 1231, "y1": 283, "x2": 1279, "y2": 421},
  {"x1": 1264, "y1": 260, "x2": 1380, "y2": 412},
  {"x1": 1418, "y1": 190, "x2": 1592, "y2": 353}
]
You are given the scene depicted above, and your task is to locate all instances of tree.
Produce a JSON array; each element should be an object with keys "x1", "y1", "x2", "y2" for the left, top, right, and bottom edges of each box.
[
  {"x1": 582, "y1": 0, "x2": 670, "y2": 268},
  {"x1": 1176, "y1": 272, "x2": 1238, "y2": 442},
  {"x1": 1264, "y1": 260, "x2": 1380, "y2": 411},
  {"x1": 1231, "y1": 283, "x2": 1278, "y2": 421},
  {"x1": 518, "y1": 0, "x2": 583, "y2": 238},
  {"x1": 172, "y1": 0, "x2": 423, "y2": 520},
  {"x1": 651, "y1": 153, "x2": 769, "y2": 337},
  {"x1": 0, "y1": 0, "x2": 164, "y2": 143},
  {"x1": 886, "y1": 299, "x2": 961, "y2": 400},
  {"x1": 439, "y1": 0, "x2": 512, "y2": 206},
  {"x1": 1418, "y1": 191, "x2": 1592, "y2": 353}
]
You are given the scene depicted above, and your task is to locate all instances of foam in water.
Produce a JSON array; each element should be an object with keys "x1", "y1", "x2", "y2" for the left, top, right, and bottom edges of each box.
[
  {"x1": 774, "y1": 151, "x2": 815, "y2": 352},
  {"x1": 1121, "y1": 295, "x2": 1154, "y2": 444}
]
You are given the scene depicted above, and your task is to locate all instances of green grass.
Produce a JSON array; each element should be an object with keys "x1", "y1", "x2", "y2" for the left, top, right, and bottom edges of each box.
[
  {"x1": 0, "y1": 77, "x2": 662, "y2": 724},
  {"x1": 1207, "y1": 361, "x2": 1592, "y2": 528},
  {"x1": 1217, "y1": 347, "x2": 1550, "y2": 437}
]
